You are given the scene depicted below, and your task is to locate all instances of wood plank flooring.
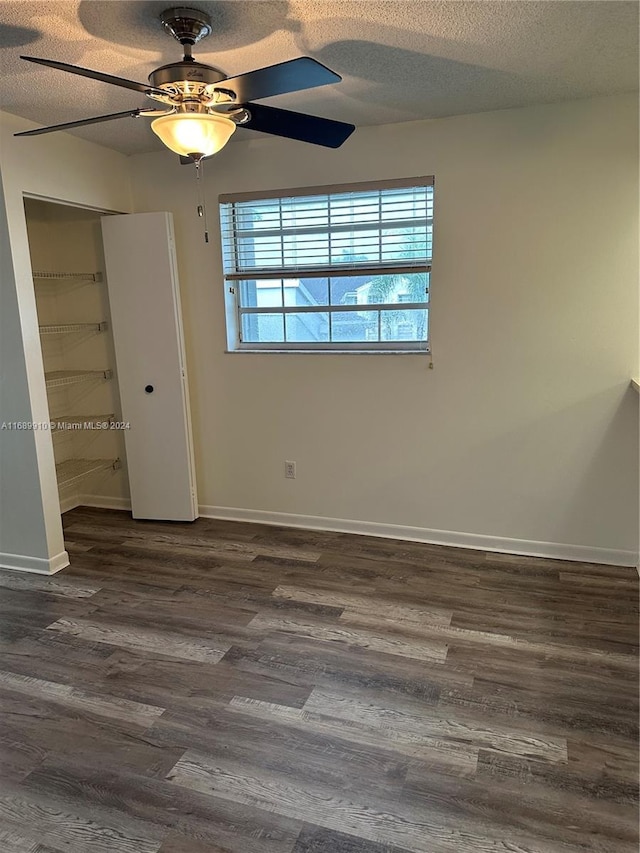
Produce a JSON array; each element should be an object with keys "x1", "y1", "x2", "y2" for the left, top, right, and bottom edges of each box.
[{"x1": 0, "y1": 507, "x2": 637, "y2": 853}]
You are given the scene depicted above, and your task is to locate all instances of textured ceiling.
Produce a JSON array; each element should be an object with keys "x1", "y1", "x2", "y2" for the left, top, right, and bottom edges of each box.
[{"x1": 0, "y1": 1, "x2": 637, "y2": 155}]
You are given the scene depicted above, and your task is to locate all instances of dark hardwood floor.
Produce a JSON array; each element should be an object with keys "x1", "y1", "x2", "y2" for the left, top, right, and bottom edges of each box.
[{"x1": 0, "y1": 506, "x2": 637, "y2": 852}]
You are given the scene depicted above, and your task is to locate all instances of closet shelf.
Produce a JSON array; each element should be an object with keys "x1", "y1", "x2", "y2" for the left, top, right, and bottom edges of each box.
[
  {"x1": 33, "y1": 271, "x2": 102, "y2": 283},
  {"x1": 56, "y1": 457, "x2": 121, "y2": 489},
  {"x1": 39, "y1": 322, "x2": 108, "y2": 335},
  {"x1": 45, "y1": 369, "x2": 113, "y2": 389},
  {"x1": 51, "y1": 414, "x2": 115, "y2": 430}
]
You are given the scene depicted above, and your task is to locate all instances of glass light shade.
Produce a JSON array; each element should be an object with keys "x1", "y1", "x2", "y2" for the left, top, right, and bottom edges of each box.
[{"x1": 151, "y1": 112, "x2": 236, "y2": 158}]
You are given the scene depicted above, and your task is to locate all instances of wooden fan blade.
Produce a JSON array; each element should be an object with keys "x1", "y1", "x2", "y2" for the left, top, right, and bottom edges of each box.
[
  {"x1": 14, "y1": 109, "x2": 144, "y2": 137},
  {"x1": 20, "y1": 56, "x2": 165, "y2": 97},
  {"x1": 222, "y1": 57, "x2": 340, "y2": 103},
  {"x1": 240, "y1": 102, "x2": 355, "y2": 148}
]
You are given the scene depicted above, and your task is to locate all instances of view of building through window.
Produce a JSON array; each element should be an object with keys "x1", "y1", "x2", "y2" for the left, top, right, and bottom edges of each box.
[
  {"x1": 239, "y1": 273, "x2": 430, "y2": 344},
  {"x1": 220, "y1": 180, "x2": 433, "y2": 350}
]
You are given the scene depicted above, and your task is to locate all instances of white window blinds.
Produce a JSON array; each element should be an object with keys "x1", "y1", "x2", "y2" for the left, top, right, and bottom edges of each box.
[
  {"x1": 218, "y1": 177, "x2": 434, "y2": 352},
  {"x1": 219, "y1": 177, "x2": 434, "y2": 280}
]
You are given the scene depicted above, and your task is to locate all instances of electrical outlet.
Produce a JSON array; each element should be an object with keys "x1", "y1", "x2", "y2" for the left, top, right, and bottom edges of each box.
[{"x1": 285, "y1": 460, "x2": 296, "y2": 479}]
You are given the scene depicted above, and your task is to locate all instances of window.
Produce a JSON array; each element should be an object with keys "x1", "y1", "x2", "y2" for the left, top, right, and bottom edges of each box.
[{"x1": 219, "y1": 177, "x2": 434, "y2": 352}]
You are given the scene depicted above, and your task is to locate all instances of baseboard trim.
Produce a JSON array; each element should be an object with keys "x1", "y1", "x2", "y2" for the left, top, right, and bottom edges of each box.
[
  {"x1": 0, "y1": 549, "x2": 69, "y2": 575},
  {"x1": 78, "y1": 495, "x2": 132, "y2": 511},
  {"x1": 198, "y1": 505, "x2": 637, "y2": 567},
  {"x1": 59, "y1": 495, "x2": 82, "y2": 514}
]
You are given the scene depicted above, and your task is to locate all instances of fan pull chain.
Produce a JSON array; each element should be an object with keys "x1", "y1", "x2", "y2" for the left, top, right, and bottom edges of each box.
[{"x1": 195, "y1": 158, "x2": 209, "y2": 243}]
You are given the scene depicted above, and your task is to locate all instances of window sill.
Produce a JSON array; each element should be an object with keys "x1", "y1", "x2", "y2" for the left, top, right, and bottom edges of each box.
[{"x1": 225, "y1": 349, "x2": 431, "y2": 356}]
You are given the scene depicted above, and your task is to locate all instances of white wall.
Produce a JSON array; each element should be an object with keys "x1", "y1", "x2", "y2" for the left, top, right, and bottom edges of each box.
[
  {"x1": 0, "y1": 175, "x2": 51, "y2": 571},
  {"x1": 0, "y1": 110, "x2": 132, "y2": 573},
  {"x1": 136, "y1": 94, "x2": 636, "y2": 564}
]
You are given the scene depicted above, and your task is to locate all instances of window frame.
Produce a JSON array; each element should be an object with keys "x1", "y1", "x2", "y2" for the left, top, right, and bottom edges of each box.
[{"x1": 219, "y1": 177, "x2": 434, "y2": 354}]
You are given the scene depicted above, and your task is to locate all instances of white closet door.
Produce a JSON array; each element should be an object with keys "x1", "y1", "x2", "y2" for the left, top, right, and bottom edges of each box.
[{"x1": 101, "y1": 212, "x2": 198, "y2": 521}]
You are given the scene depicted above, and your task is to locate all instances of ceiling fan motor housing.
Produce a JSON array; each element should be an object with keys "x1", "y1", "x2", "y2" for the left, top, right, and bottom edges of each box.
[
  {"x1": 153, "y1": 8, "x2": 229, "y2": 99},
  {"x1": 149, "y1": 60, "x2": 227, "y2": 89}
]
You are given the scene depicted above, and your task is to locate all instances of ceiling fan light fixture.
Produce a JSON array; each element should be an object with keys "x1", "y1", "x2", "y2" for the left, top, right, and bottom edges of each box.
[{"x1": 151, "y1": 112, "x2": 236, "y2": 159}]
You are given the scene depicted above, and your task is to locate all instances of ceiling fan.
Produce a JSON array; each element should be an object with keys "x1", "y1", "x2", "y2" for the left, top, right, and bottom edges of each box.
[{"x1": 15, "y1": 6, "x2": 355, "y2": 160}]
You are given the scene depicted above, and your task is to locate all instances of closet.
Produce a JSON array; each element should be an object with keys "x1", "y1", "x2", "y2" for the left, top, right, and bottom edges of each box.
[
  {"x1": 25, "y1": 198, "x2": 128, "y2": 513},
  {"x1": 24, "y1": 200, "x2": 197, "y2": 528}
]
